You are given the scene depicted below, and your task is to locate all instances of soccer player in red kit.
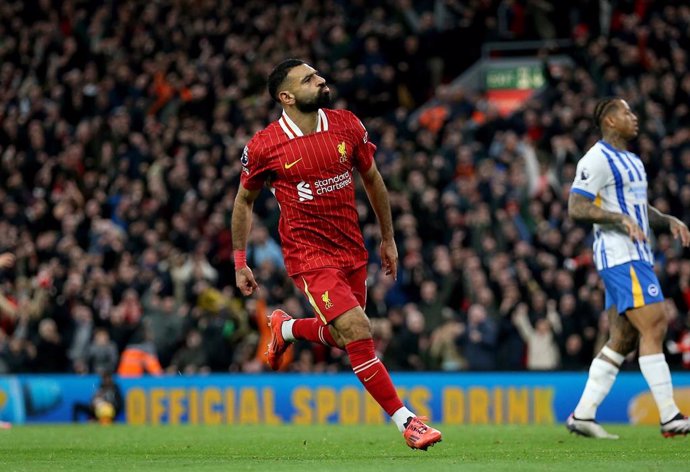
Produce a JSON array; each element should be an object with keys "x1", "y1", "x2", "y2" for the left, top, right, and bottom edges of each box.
[{"x1": 231, "y1": 59, "x2": 442, "y2": 450}]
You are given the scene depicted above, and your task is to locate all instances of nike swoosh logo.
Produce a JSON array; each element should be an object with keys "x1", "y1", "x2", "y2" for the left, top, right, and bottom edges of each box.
[
  {"x1": 364, "y1": 371, "x2": 379, "y2": 382},
  {"x1": 284, "y1": 158, "x2": 302, "y2": 169}
]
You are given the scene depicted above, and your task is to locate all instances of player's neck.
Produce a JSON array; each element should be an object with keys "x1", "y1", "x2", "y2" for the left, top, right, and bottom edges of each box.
[
  {"x1": 283, "y1": 108, "x2": 319, "y2": 135},
  {"x1": 601, "y1": 133, "x2": 627, "y2": 151}
]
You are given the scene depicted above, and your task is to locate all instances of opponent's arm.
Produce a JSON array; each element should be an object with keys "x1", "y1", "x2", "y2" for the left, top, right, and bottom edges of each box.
[
  {"x1": 232, "y1": 184, "x2": 262, "y2": 295},
  {"x1": 360, "y1": 162, "x2": 397, "y2": 279},
  {"x1": 648, "y1": 204, "x2": 690, "y2": 246},
  {"x1": 568, "y1": 193, "x2": 646, "y2": 241}
]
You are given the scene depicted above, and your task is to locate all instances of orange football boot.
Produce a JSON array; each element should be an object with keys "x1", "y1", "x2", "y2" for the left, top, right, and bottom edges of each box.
[
  {"x1": 266, "y1": 309, "x2": 292, "y2": 370},
  {"x1": 403, "y1": 416, "x2": 442, "y2": 450}
]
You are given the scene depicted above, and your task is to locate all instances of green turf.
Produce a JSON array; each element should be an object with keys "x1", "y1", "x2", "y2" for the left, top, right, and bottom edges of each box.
[{"x1": 0, "y1": 424, "x2": 688, "y2": 471}]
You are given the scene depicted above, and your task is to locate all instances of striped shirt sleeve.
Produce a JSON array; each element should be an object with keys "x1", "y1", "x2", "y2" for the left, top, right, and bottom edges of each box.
[
  {"x1": 571, "y1": 151, "x2": 609, "y2": 201},
  {"x1": 351, "y1": 115, "x2": 376, "y2": 173},
  {"x1": 240, "y1": 137, "x2": 268, "y2": 191}
]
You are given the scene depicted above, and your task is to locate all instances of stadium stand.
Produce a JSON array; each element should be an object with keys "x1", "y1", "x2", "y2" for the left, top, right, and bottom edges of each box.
[{"x1": 1, "y1": 0, "x2": 690, "y2": 374}]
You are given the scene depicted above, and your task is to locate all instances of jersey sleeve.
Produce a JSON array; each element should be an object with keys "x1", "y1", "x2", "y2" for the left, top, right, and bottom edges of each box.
[
  {"x1": 351, "y1": 115, "x2": 377, "y2": 173},
  {"x1": 571, "y1": 154, "x2": 609, "y2": 200},
  {"x1": 239, "y1": 137, "x2": 268, "y2": 191}
]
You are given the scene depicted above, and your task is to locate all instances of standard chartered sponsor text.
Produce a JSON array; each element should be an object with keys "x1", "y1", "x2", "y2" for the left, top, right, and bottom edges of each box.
[{"x1": 314, "y1": 171, "x2": 352, "y2": 195}]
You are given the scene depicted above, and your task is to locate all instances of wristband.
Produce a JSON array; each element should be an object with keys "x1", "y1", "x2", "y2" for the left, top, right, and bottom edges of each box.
[{"x1": 233, "y1": 249, "x2": 247, "y2": 269}]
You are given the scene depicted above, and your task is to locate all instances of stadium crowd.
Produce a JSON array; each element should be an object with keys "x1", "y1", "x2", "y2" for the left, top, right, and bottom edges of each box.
[{"x1": 2, "y1": 0, "x2": 690, "y2": 375}]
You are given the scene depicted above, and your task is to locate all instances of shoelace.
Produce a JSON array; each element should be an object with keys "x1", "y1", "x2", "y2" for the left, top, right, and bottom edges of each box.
[{"x1": 408, "y1": 417, "x2": 429, "y2": 434}]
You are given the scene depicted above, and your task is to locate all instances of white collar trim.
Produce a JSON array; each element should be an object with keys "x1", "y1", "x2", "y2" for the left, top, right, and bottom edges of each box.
[
  {"x1": 279, "y1": 109, "x2": 328, "y2": 139},
  {"x1": 317, "y1": 109, "x2": 329, "y2": 132}
]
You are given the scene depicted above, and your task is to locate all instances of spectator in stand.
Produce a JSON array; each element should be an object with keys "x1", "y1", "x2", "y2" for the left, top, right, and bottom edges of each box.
[
  {"x1": 247, "y1": 225, "x2": 284, "y2": 271},
  {"x1": 33, "y1": 319, "x2": 68, "y2": 373},
  {"x1": 87, "y1": 328, "x2": 120, "y2": 376},
  {"x1": 116, "y1": 323, "x2": 163, "y2": 377},
  {"x1": 513, "y1": 301, "x2": 562, "y2": 370},
  {"x1": 167, "y1": 329, "x2": 209, "y2": 374},
  {"x1": 457, "y1": 304, "x2": 498, "y2": 371},
  {"x1": 68, "y1": 303, "x2": 94, "y2": 373},
  {"x1": 0, "y1": 254, "x2": 15, "y2": 270}
]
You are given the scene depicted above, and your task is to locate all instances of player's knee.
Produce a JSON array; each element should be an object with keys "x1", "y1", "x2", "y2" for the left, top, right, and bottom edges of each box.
[
  {"x1": 333, "y1": 309, "x2": 371, "y2": 343},
  {"x1": 345, "y1": 317, "x2": 371, "y2": 341},
  {"x1": 607, "y1": 336, "x2": 637, "y2": 357},
  {"x1": 327, "y1": 325, "x2": 346, "y2": 348},
  {"x1": 648, "y1": 317, "x2": 668, "y2": 342},
  {"x1": 622, "y1": 336, "x2": 638, "y2": 354},
  {"x1": 634, "y1": 315, "x2": 666, "y2": 344}
]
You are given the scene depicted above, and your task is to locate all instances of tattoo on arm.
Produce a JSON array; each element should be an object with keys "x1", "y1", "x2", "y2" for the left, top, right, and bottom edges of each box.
[{"x1": 568, "y1": 193, "x2": 623, "y2": 225}]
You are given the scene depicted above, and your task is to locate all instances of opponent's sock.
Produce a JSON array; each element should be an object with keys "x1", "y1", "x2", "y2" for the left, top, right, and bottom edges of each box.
[
  {"x1": 290, "y1": 318, "x2": 339, "y2": 348},
  {"x1": 574, "y1": 347, "x2": 623, "y2": 419},
  {"x1": 346, "y1": 338, "x2": 405, "y2": 428},
  {"x1": 639, "y1": 353, "x2": 681, "y2": 423}
]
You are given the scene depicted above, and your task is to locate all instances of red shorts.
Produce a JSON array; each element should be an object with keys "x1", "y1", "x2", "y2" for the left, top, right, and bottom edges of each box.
[{"x1": 292, "y1": 265, "x2": 367, "y2": 325}]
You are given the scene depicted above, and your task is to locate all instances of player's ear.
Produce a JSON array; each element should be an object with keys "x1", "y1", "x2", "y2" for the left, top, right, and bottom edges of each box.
[
  {"x1": 603, "y1": 113, "x2": 616, "y2": 129},
  {"x1": 278, "y1": 90, "x2": 294, "y2": 106}
]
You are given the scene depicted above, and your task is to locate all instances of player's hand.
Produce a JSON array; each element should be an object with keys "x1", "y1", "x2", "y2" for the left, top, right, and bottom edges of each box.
[
  {"x1": 380, "y1": 238, "x2": 398, "y2": 280},
  {"x1": 619, "y1": 215, "x2": 646, "y2": 242},
  {"x1": 670, "y1": 217, "x2": 690, "y2": 247},
  {"x1": 235, "y1": 267, "x2": 259, "y2": 296},
  {"x1": 0, "y1": 253, "x2": 15, "y2": 269}
]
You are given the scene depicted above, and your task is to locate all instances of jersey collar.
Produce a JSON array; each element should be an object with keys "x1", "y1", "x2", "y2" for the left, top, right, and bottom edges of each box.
[
  {"x1": 598, "y1": 139, "x2": 626, "y2": 154},
  {"x1": 278, "y1": 109, "x2": 329, "y2": 139}
]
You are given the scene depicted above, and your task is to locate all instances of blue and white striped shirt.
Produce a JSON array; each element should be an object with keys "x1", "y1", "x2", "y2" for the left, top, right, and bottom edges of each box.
[{"x1": 570, "y1": 140, "x2": 654, "y2": 270}]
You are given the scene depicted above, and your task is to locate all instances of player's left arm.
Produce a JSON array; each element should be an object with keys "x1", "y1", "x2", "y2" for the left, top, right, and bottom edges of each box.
[
  {"x1": 648, "y1": 204, "x2": 690, "y2": 246},
  {"x1": 360, "y1": 162, "x2": 397, "y2": 280}
]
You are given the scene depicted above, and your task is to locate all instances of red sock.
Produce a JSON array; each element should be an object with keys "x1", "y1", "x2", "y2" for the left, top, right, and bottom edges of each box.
[
  {"x1": 346, "y1": 338, "x2": 404, "y2": 416},
  {"x1": 292, "y1": 319, "x2": 340, "y2": 348}
]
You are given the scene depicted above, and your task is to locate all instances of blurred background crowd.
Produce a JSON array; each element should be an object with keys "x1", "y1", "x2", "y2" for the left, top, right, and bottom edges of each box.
[{"x1": 2, "y1": 0, "x2": 690, "y2": 375}]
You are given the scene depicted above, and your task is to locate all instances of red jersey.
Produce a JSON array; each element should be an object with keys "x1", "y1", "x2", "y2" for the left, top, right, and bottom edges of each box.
[{"x1": 240, "y1": 108, "x2": 376, "y2": 276}]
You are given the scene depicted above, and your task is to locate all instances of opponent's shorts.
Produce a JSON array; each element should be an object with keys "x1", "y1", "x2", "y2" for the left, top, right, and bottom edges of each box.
[
  {"x1": 600, "y1": 260, "x2": 664, "y2": 315},
  {"x1": 291, "y1": 264, "x2": 367, "y2": 325}
]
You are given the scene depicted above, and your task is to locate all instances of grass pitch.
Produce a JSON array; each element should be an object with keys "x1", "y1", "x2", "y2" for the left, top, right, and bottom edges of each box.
[{"x1": 1, "y1": 424, "x2": 688, "y2": 471}]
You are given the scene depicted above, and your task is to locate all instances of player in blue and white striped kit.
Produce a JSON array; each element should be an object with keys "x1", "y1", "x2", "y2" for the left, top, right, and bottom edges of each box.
[{"x1": 567, "y1": 97, "x2": 690, "y2": 438}]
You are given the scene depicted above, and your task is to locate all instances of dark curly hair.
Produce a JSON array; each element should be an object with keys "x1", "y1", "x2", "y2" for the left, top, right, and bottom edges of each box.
[
  {"x1": 267, "y1": 59, "x2": 306, "y2": 102},
  {"x1": 592, "y1": 97, "x2": 620, "y2": 130}
]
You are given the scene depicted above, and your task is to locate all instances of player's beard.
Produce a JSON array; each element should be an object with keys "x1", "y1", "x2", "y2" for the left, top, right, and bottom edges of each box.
[{"x1": 295, "y1": 89, "x2": 331, "y2": 113}]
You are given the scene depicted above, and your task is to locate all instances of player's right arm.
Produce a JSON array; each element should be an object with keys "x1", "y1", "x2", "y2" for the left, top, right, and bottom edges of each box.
[
  {"x1": 232, "y1": 140, "x2": 268, "y2": 296},
  {"x1": 568, "y1": 193, "x2": 645, "y2": 242},
  {"x1": 569, "y1": 152, "x2": 645, "y2": 242},
  {"x1": 232, "y1": 183, "x2": 262, "y2": 296}
]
